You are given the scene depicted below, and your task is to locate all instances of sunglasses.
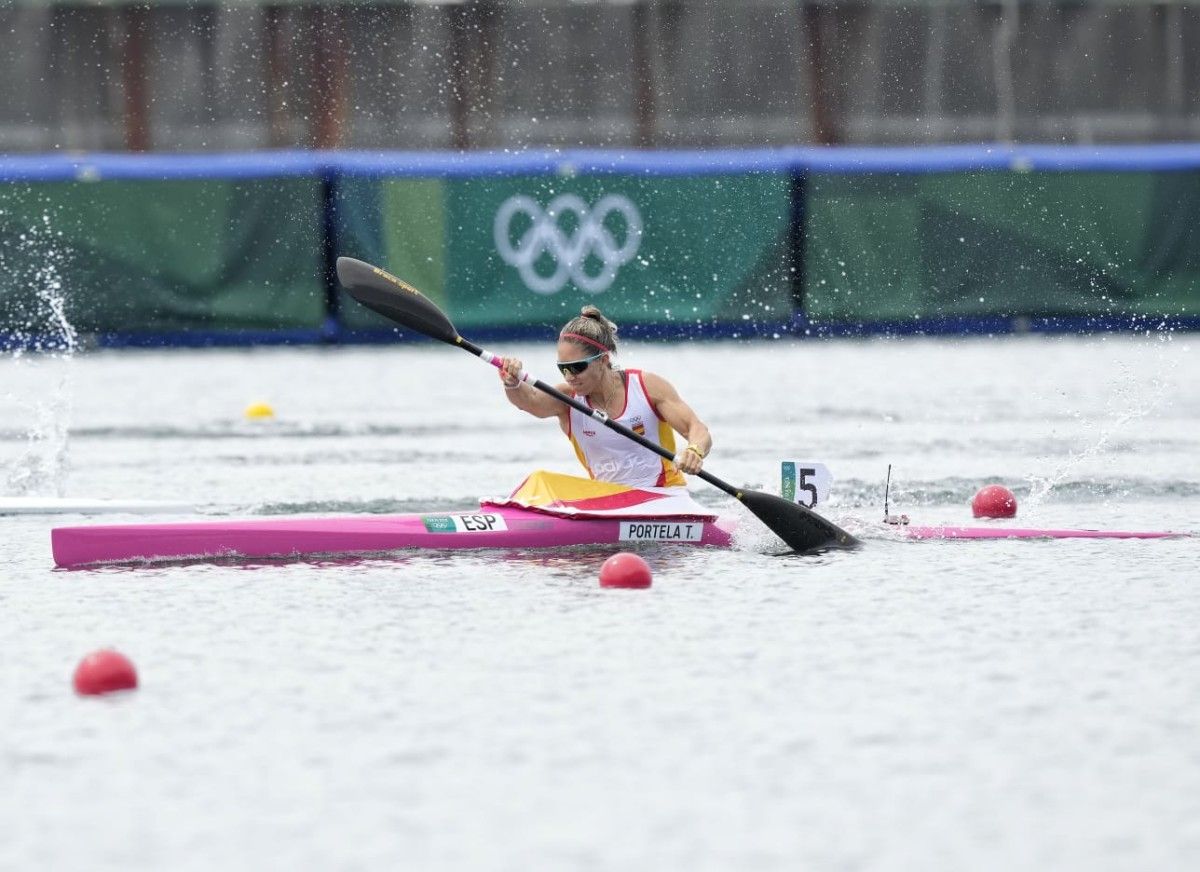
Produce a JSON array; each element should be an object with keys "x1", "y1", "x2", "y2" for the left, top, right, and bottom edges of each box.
[{"x1": 557, "y1": 351, "x2": 605, "y2": 377}]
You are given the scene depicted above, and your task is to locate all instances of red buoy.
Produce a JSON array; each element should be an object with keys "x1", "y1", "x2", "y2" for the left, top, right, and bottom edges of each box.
[
  {"x1": 73, "y1": 649, "x2": 138, "y2": 696},
  {"x1": 972, "y1": 484, "x2": 1017, "y2": 519},
  {"x1": 599, "y1": 552, "x2": 653, "y2": 589}
]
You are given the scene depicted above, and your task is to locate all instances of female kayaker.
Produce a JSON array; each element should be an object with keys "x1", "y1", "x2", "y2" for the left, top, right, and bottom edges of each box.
[{"x1": 497, "y1": 306, "x2": 711, "y2": 488}]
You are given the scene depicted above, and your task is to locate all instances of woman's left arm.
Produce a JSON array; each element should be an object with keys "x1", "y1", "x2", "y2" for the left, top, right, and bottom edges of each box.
[{"x1": 642, "y1": 372, "x2": 711, "y2": 476}]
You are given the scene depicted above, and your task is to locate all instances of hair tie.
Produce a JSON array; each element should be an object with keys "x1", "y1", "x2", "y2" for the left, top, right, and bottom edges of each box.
[{"x1": 559, "y1": 332, "x2": 611, "y2": 354}]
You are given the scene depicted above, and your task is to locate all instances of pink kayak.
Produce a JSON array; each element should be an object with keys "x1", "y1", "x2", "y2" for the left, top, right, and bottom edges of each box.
[
  {"x1": 50, "y1": 507, "x2": 1188, "y2": 568},
  {"x1": 901, "y1": 525, "x2": 1190, "y2": 541},
  {"x1": 52, "y1": 506, "x2": 736, "y2": 568}
]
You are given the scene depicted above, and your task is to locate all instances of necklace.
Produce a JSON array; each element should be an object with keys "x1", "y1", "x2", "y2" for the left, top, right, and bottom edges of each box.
[{"x1": 590, "y1": 370, "x2": 624, "y2": 415}]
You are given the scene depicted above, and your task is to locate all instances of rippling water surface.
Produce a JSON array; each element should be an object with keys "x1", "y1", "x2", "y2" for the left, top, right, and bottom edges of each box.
[{"x1": 2, "y1": 335, "x2": 1198, "y2": 871}]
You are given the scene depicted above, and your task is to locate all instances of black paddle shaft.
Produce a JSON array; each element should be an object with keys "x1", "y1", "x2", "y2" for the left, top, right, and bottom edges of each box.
[{"x1": 335, "y1": 256, "x2": 858, "y2": 553}]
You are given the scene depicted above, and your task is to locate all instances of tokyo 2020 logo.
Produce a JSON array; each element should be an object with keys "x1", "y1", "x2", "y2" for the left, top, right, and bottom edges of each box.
[{"x1": 493, "y1": 193, "x2": 643, "y2": 294}]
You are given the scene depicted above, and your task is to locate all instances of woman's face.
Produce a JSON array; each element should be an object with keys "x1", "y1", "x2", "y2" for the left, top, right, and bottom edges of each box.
[{"x1": 556, "y1": 340, "x2": 608, "y2": 391}]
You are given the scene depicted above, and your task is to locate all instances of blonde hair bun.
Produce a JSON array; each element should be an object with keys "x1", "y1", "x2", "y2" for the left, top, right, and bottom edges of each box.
[
  {"x1": 561, "y1": 306, "x2": 619, "y2": 353},
  {"x1": 579, "y1": 305, "x2": 618, "y2": 336}
]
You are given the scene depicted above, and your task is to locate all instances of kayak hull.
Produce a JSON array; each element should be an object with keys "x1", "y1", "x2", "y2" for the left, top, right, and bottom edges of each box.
[
  {"x1": 52, "y1": 506, "x2": 736, "y2": 568},
  {"x1": 903, "y1": 525, "x2": 1188, "y2": 541},
  {"x1": 52, "y1": 510, "x2": 1188, "y2": 568}
]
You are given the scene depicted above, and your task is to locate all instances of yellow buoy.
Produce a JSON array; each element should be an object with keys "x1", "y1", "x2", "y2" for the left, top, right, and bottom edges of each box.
[{"x1": 244, "y1": 402, "x2": 275, "y2": 420}]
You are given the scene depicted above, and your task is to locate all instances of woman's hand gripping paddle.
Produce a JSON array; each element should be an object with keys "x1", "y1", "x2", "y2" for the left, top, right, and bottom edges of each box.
[{"x1": 336, "y1": 256, "x2": 859, "y2": 554}]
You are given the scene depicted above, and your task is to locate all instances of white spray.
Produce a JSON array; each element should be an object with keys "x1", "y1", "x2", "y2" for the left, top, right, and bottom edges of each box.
[
  {"x1": 1024, "y1": 326, "x2": 1179, "y2": 511},
  {"x1": 1, "y1": 210, "x2": 77, "y2": 497}
]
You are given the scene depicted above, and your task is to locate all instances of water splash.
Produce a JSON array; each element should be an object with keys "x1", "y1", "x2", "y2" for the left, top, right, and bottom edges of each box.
[
  {"x1": 1024, "y1": 326, "x2": 1179, "y2": 511},
  {"x1": 1, "y1": 208, "x2": 77, "y2": 497}
]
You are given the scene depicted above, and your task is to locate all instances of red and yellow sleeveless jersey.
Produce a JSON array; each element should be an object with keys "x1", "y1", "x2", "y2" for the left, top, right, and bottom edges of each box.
[{"x1": 566, "y1": 369, "x2": 686, "y2": 488}]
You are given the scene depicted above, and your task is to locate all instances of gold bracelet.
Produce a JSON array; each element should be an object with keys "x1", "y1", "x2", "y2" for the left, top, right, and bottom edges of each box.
[{"x1": 685, "y1": 444, "x2": 706, "y2": 459}]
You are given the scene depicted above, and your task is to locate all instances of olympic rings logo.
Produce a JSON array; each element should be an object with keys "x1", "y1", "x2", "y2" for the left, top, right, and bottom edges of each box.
[{"x1": 493, "y1": 193, "x2": 643, "y2": 294}]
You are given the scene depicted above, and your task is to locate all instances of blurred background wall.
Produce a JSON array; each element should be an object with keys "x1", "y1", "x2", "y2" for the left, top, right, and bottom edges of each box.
[{"x1": 1, "y1": 0, "x2": 1197, "y2": 153}]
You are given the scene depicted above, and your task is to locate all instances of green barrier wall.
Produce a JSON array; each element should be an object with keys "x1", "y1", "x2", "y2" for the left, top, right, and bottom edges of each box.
[
  {"x1": 3, "y1": 150, "x2": 1198, "y2": 346},
  {"x1": 805, "y1": 171, "x2": 1200, "y2": 323},
  {"x1": 0, "y1": 178, "x2": 326, "y2": 333},
  {"x1": 336, "y1": 173, "x2": 793, "y2": 333}
]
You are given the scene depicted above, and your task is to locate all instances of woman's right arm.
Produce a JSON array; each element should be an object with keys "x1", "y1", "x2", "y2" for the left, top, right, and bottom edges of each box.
[{"x1": 499, "y1": 357, "x2": 569, "y2": 420}]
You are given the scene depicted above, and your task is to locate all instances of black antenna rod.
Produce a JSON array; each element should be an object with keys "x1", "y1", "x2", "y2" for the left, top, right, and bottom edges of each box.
[{"x1": 884, "y1": 464, "x2": 892, "y2": 522}]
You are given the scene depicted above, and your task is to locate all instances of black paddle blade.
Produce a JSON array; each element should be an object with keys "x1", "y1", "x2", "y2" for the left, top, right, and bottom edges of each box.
[
  {"x1": 336, "y1": 257, "x2": 460, "y2": 345},
  {"x1": 737, "y1": 489, "x2": 859, "y2": 553}
]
